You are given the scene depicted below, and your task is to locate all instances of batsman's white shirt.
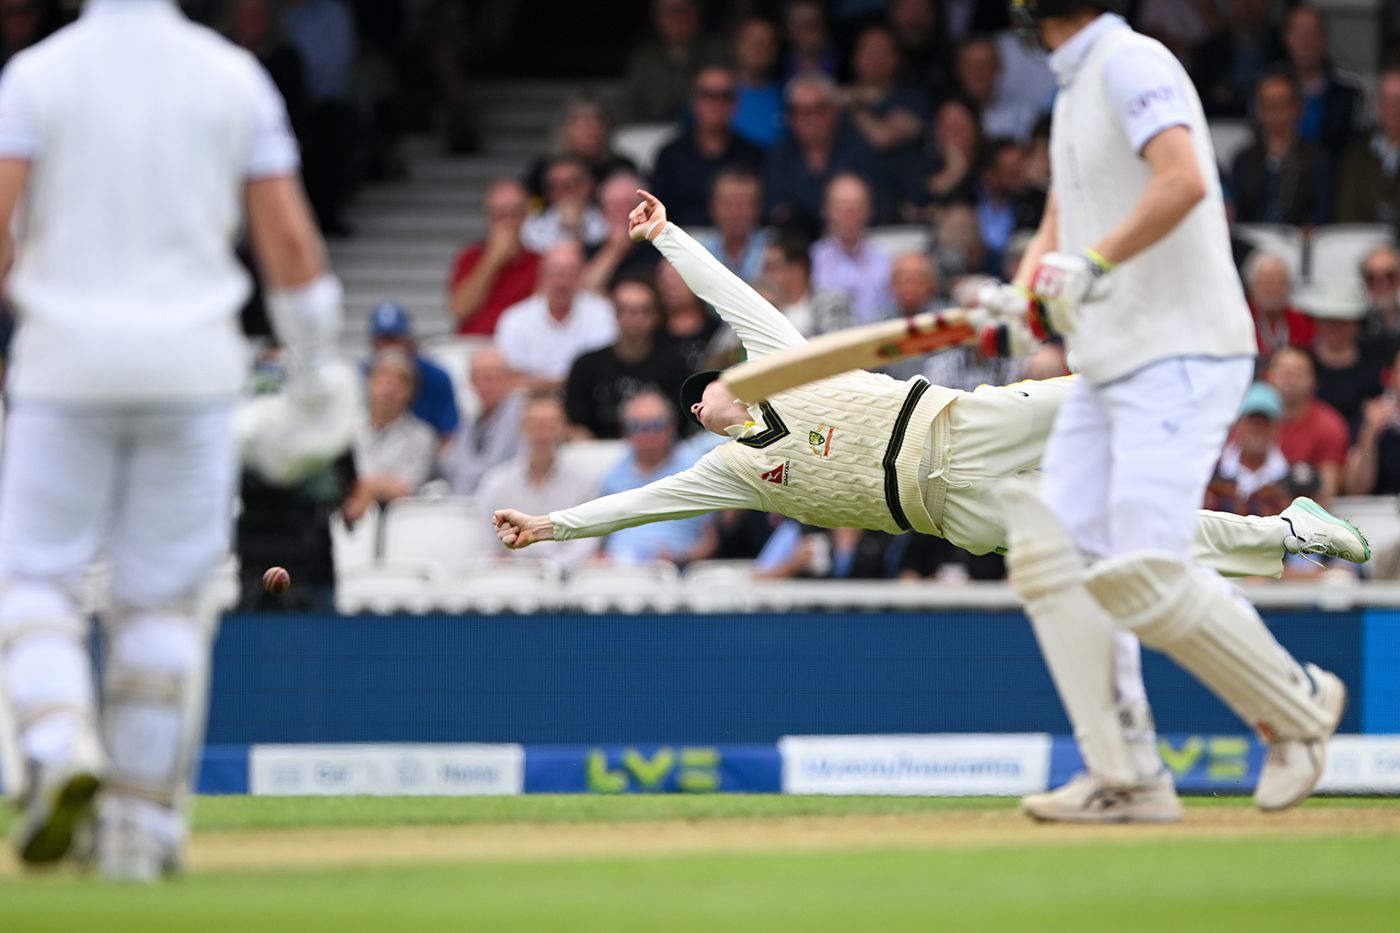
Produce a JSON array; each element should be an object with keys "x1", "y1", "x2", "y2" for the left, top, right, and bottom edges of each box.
[
  {"x1": 1047, "y1": 14, "x2": 1255, "y2": 384},
  {"x1": 547, "y1": 224, "x2": 1291, "y2": 578},
  {"x1": 0, "y1": 0, "x2": 300, "y2": 403}
]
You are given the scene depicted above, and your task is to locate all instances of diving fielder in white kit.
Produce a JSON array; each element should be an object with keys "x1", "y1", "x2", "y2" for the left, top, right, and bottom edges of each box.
[
  {"x1": 982, "y1": 0, "x2": 1346, "y2": 822},
  {"x1": 0, "y1": 0, "x2": 347, "y2": 878},
  {"x1": 493, "y1": 191, "x2": 1366, "y2": 600}
]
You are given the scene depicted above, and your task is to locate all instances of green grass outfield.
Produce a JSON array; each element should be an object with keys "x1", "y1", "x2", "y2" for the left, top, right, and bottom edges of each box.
[{"x1": 3, "y1": 796, "x2": 1399, "y2": 933}]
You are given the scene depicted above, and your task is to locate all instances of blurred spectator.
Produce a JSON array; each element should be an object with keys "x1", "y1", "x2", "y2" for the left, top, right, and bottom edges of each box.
[
  {"x1": 599, "y1": 391, "x2": 709, "y2": 564},
  {"x1": 1280, "y1": 5, "x2": 1363, "y2": 163},
  {"x1": 933, "y1": 203, "x2": 992, "y2": 282},
  {"x1": 1344, "y1": 345, "x2": 1400, "y2": 495},
  {"x1": 696, "y1": 167, "x2": 769, "y2": 284},
  {"x1": 1360, "y1": 244, "x2": 1400, "y2": 360},
  {"x1": 441, "y1": 346, "x2": 523, "y2": 496},
  {"x1": 475, "y1": 390, "x2": 600, "y2": 569},
  {"x1": 565, "y1": 278, "x2": 688, "y2": 440},
  {"x1": 1300, "y1": 282, "x2": 1384, "y2": 434},
  {"x1": 954, "y1": 35, "x2": 1041, "y2": 143},
  {"x1": 226, "y1": 0, "x2": 306, "y2": 136},
  {"x1": 1207, "y1": 382, "x2": 1292, "y2": 517},
  {"x1": 765, "y1": 73, "x2": 882, "y2": 234},
  {"x1": 1230, "y1": 72, "x2": 1326, "y2": 226},
  {"x1": 656, "y1": 261, "x2": 723, "y2": 371},
  {"x1": 811, "y1": 174, "x2": 892, "y2": 325},
  {"x1": 582, "y1": 171, "x2": 660, "y2": 292},
  {"x1": 1268, "y1": 346, "x2": 1348, "y2": 503},
  {"x1": 1244, "y1": 252, "x2": 1314, "y2": 363},
  {"x1": 524, "y1": 95, "x2": 636, "y2": 199},
  {"x1": 887, "y1": 0, "x2": 953, "y2": 96},
  {"x1": 880, "y1": 252, "x2": 948, "y2": 381},
  {"x1": 520, "y1": 156, "x2": 608, "y2": 253},
  {"x1": 354, "y1": 348, "x2": 438, "y2": 503},
  {"x1": 975, "y1": 138, "x2": 1042, "y2": 267},
  {"x1": 495, "y1": 241, "x2": 616, "y2": 386},
  {"x1": 909, "y1": 97, "x2": 981, "y2": 214},
  {"x1": 1135, "y1": 0, "x2": 1224, "y2": 67},
  {"x1": 758, "y1": 232, "x2": 853, "y2": 338},
  {"x1": 941, "y1": 0, "x2": 1009, "y2": 42},
  {"x1": 731, "y1": 16, "x2": 785, "y2": 147},
  {"x1": 782, "y1": 0, "x2": 837, "y2": 80},
  {"x1": 1192, "y1": 0, "x2": 1282, "y2": 118},
  {"x1": 448, "y1": 179, "x2": 541, "y2": 336},
  {"x1": 623, "y1": 0, "x2": 726, "y2": 122},
  {"x1": 843, "y1": 24, "x2": 929, "y2": 158},
  {"x1": 1024, "y1": 115, "x2": 1052, "y2": 195},
  {"x1": 927, "y1": 272, "x2": 1027, "y2": 392},
  {"x1": 236, "y1": 351, "x2": 363, "y2": 613},
  {"x1": 282, "y1": 0, "x2": 357, "y2": 236},
  {"x1": 650, "y1": 65, "x2": 765, "y2": 227},
  {"x1": 368, "y1": 302, "x2": 459, "y2": 440},
  {"x1": 1336, "y1": 65, "x2": 1400, "y2": 229}
]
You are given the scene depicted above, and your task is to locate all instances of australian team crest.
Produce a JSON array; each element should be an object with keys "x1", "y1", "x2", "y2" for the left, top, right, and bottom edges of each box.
[{"x1": 807, "y1": 425, "x2": 835, "y2": 457}]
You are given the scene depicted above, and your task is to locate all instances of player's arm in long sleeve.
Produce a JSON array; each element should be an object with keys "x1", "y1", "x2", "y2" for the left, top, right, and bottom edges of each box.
[
  {"x1": 492, "y1": 450, "x2": 761, "y2": 548},
  {"x1": 629, "y1": 189, "x2": 805, "y2": 359}
]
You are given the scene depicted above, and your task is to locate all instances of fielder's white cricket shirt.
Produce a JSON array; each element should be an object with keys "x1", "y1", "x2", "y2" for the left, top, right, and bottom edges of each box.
[
  {"x1": 1047, "y1": 13, "x2": 1255, "y2": 384},
  {"x1": 0, "y1": 0, "x2": 300, "y2": 403}
]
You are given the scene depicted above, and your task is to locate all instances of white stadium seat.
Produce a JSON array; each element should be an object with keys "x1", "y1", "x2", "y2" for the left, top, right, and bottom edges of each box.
[
  {"x1": 1308, "y1": 225, "x2": 1394, "y2": 284},
  {"x1": 331, "y1": 502, "x2": 380, "y2": 578},
  {"x1": 335, "y1": 564, "x2": 441, "y2": 615},
  {"x1": 438, "y1": 560, "x2": 564, "y2": 613},
  {"x1": 682, "y1": 560, "x2": 760, "y2": 612},
  {"x1": 866, "y1": 225, "x2": 932, "y2": 259},
  {"x1": 1234, "y1": 223, "x2": 1305, "y2": 280},
  {"x1": 563, "y1": 561, "x2": 680, "y2": 613},
  {"x1": 420, "y1": 335, "x2": 493, "y2": 422},
  {"x1": 380, "y1": 497, "x2": 487, "y2": 572},
  {"x1": 611, "y1": 123, "x2": 679, "y2": 175},
  {"x1": 558, "y1": 440, "x2": 628, "y2": 491},
  {"x1": 1208, "y1": 119, "x2": 1253, "y2": 171}
]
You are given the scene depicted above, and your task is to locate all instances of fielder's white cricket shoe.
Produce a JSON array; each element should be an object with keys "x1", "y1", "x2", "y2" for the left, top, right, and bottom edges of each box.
[
  {"x1": 1255, "y1": 664, "x2": 1347, "y2": 813},
  {"x1": 96, "y1": 810, "x2": 165, "y2": 883},
  {"x1": 13, "y1": 731, "x2": 105, "y2": 866},
  {"x1": 1022, "y1": 770, "x2": 1183, "y2": 824},
  {"x1": 1282, "y1": 498, "x2": 1371, "y2": 564}
]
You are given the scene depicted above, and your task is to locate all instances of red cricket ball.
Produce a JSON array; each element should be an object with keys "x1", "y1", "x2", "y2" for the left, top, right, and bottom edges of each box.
[{"x1": 263, "y1": 566, "x2": 291, "y2": 594}]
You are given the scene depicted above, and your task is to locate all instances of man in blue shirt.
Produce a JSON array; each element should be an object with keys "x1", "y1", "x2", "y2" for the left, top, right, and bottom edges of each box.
[{"x1": 367, "y1": 302, "x2": 460, "y2": 441}]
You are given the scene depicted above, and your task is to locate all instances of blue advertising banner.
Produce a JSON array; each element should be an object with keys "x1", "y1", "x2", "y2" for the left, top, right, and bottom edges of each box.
[{"x1": 524, "y1": 744, "x2": 782, "y2": 794}]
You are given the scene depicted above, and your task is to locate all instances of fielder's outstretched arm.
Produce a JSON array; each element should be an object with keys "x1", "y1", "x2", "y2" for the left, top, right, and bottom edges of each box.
[
  {"x1": 493, "y1": 449, "x2": 762, "y2": 549},
  {"x1": 632, "y1": 190, "x2": 806, "y2": 360}
]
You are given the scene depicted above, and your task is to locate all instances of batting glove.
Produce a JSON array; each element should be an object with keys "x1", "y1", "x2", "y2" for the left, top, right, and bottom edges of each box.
[
  {"x1": 1027, "y1": 250, "x2": 1114, "y2": 338},
  {"x1": 976, "y1": 281, "x2": 1039, "y2": 323}
]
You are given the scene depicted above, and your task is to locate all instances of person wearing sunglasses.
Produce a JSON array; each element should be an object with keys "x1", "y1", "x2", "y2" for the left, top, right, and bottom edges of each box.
[{"x1": 1360, "y1": 244, "x2": 1400, "y2": 361}]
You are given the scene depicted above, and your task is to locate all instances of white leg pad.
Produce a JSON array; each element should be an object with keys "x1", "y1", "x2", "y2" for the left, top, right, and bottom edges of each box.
[
  {"x1": 1002, "y1": 480, "x2": 1140, "y2": 787},
  {"x1": 1085, "y1": 552, "x2": 1334, "y2": 741}
]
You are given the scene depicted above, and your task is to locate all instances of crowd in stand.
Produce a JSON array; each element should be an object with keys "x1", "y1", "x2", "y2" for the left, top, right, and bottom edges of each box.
[{"x1": 3, "y1": 1, "x2": 1400, "y2": 592}]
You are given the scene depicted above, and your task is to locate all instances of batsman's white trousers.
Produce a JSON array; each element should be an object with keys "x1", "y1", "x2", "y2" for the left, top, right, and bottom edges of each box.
[
  {"x1": 928, "y1": 373, "x2": 1287, "y2": 580},
  {"x1": 0, "y1": 402, "x2": 238, "y2": 606},
  {"x1": 1038, "y1": 356, "x2": 1255, "y2": 706}
]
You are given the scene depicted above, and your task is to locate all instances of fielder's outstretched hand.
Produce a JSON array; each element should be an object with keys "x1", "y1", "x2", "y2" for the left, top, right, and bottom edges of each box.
[
  {"x1": 628, "y1": 189, "x2": 668, "y2": 242},
  {"x1": 493, "y1": 509, "x2": 552, "y2": 549}
]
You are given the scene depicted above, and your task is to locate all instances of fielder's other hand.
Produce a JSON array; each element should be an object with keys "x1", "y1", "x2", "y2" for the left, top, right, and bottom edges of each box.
[
  {"x1": 628, "y1": 189, "x2": 668, "y2": 242},
  {"x1": 1028, "y1": 250, "x2": 1113, "y2": 338}
]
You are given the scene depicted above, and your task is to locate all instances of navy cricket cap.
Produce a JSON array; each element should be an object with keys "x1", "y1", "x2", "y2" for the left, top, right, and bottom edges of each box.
[
  {"x1": 679, "y1": 370, "x2": 723, "y2": 426},
  {"x1": 370, "y1": 302, "x2": 413, "y2": 338}
]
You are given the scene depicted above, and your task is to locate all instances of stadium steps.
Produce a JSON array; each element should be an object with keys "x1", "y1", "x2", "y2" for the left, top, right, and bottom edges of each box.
[{"x1": 331, "y1": 80, "x2": 620, "y2": 343}]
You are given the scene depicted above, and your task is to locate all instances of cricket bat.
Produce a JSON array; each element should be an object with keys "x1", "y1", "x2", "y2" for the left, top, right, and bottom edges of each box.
[{"x1": 723, "y1": 307, "x2": 991, "y2": 403}]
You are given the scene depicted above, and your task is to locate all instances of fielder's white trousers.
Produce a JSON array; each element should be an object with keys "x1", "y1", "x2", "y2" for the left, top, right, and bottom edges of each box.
[
  {"x1": 0, "y1": 401, "x2": 236, "y2": 797},
  {"x1": 1038, "y1": 356, "x2": 1255, "y2": 707}
]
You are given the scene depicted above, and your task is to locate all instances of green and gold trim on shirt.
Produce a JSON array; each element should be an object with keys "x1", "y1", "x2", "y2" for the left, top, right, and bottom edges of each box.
[{"x1": 735, "y1": 401, "x2": 791, "y2": 450}]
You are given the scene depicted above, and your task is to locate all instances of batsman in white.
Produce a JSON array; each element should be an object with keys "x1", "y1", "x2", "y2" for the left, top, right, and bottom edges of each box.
[
  {"x1": 492, "y1": 190, "x2": 1366, "y2": 598},
  {"x1": 0, "y1": 0, "x2": 346, "y2": 878},
  {"x1": 980, "y1": 0, "x2": 1347, "y2": 822}
]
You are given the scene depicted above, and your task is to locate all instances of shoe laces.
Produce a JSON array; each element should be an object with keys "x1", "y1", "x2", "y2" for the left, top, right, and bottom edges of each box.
[{"x1": 1284, "y1": 532, "x2": 1328, "y2": 567}]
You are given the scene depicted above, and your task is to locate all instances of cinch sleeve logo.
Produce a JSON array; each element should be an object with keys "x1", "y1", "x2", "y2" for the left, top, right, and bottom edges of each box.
[{"x1": 1128, "y1": 85, "x2": 1176, "y2": 117}]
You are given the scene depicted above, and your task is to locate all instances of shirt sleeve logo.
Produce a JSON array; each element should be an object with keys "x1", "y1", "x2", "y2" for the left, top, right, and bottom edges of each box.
[
  {"x1": 807, "y1": 425, "x2": 835, "y2": 457},
  {"x1": 759, "y1": 462, "x2": 790, "y2": 485}
]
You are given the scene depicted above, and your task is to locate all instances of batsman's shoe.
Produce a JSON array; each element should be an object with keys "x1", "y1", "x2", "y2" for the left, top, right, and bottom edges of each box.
[
  {"x1": 1022, "y1": 770, "x2": 1183, "y2": 824},
  {"x1": 96, "y1": 812, "x2": 165, "y2": 883},
  {"x1": 1255, "y1": 664, "x2": 1347, "y2": 813},
  {"x1": 13, "y1": 733, "x2": 105, "y2": 866},
  {"x1": 1282, "y1": 498, "x2": 1371, "y2": 564}
]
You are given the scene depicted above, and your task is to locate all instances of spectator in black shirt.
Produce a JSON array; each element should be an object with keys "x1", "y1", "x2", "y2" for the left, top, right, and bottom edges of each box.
[
  {"x1": 1361, "y1": 245, "x2": 1400, "y2": 361},
  {"x1": 1230, "y1": 72, "x2": 1327, "y2": 226},
  {"x1": 887, "y1": 0, "x2": 953, "y2": 98},
  {"x1": 650, "y1": 65, "x2": 765, "y2": 227},
  {"x1": 1344, "y1": 345, "x2": 1400, "y2": 495},
  {"x1": 1280, "y1": 5, "x2": 1363, "y2": 164},
  {"x1": 656, "y1": 260, "x2": 723, "y2": 373},
  {"x1": 1303, "y1": 282, "x2": 1384, "y2": 436},
  {"x1": 565, "y1": 278, "x2": 688, "y2": 440},
  {"x1": 228, "y1": 0, "x2": 307, "y2": 138},
  {"x1": 1192, "y1": 0, "x2": 1282, "y2": 118}
]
